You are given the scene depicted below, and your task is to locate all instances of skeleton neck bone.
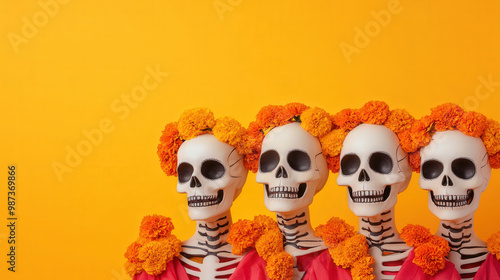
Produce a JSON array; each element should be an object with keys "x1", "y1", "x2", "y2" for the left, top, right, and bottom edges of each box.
[
  {"x1": 179, "y1": 211, "x2": 242, "y2": 280},
  {"x1": 359, "y1": 207, "x2": 410, "y2": 280},
  {"x1": 276, "y1": 207, "x2": 326, "y2": 280},
  {"x1": 437, "y1": 213, "x2": 488, "y2": 279}
]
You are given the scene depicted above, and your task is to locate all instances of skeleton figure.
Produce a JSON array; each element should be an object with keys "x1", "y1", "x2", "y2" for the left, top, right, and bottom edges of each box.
[
  {"x1": 420, "y1": 130, "x2": 491, "y2": 279},
  {"x1": 256, "y1": 122, "x2": 329, "y2": 280},
  {"x1": 176, "y1": 134, "x2": 248, "y2": 280},
  {"x1": 337, "y1": 124, "x2": 413, "y2": 280}
]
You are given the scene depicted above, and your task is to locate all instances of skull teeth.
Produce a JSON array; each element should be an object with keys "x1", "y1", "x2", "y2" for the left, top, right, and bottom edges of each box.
[
  {"x1": 351, "y1": 189, "x2": 384, "y2": 203},
  {"x1": 187, "y1": 190, "x2": 224, "y2": 207},
  {"x1": 267, "y1": 185, "x2": 300, "y2": 199},
  {"x1": 430, "y1": 190, "x2": 474, "y2": 208}
]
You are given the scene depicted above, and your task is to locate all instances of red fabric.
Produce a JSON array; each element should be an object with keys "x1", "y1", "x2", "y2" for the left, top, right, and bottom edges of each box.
[
  {"x1": 394, "y1": 249, "x2": 460, "y2": 280},
  {"x1": 228, "y1": 249, "x2": 352, "y2": 280},
  {"x1": 474, "y1": 253, "x2": 500, "y2": 280},
  {"x1": 227, "y1": 250, "x2": 269, "y2": 280},
  {"x1": 133, "y1": 257, "x2": 191, "y2": 280},
  {"x1": 302, "y1": 250, "x2": 353, "y2": 280}
]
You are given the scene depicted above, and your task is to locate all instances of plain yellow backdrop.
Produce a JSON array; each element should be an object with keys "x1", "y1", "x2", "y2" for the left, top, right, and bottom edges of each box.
[{"x1": 1, "y1": 0, "x2": 500, "y2": 279}]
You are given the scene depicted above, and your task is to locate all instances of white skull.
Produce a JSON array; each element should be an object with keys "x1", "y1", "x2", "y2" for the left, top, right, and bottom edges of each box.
[
  {"x1": 176, "y1": 134, "x2": 248, "y2": 221},
  {"x1": 256, "y1": 122, "x2": 329, "y2": 213},
  {"x1": 419, "y1": 130, "x2": 491, "y2": 221},
  {"x1": 337, "y1": 124, "x2": 412, "y2": 217}
]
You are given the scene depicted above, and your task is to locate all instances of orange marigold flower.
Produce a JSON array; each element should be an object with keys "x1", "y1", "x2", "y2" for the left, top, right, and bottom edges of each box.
[
  {"x1": 278, "y1": 102, "x2": 309, "y2": 123},
  {"x1": 177, "y1": 108, "x2": 216, "y2": 140},
  {"x1": 400, "y1": 224, "x2": 432, "y2": 247},
  {"x1": 125, "y1": 241, "x2": 143, "y2": 263},
  {"x1": 320, "y1": 128, "x2": 349, "y2": 158},
  {"x1": 358, "y1": 101, "x2": 390, "y2": 125},
  {"x1": 351, "y1": 255, "x2": 376, "y2": 280},
  {"x1": 408, "y1": 151, "x2": 422, "y2": 173},
  {"x1": 315, "y1": 217, "x2": 356, "y2": 247},
  {"x1": 256, "y1": 105, "x2": 284, "y2": 129},
  {"x1": 301, "y1": 107, "x2": 333, "y2": 138},
  {"x1": 385, "y1": 109, "x2": 415, "y2": 134},
  {"x1": 157, "y1": 122, "x2": 183, "y2": 176},
  {"x1": 430, "y1": 103, "x2": 464, "y2": 131},
  {"x1": 254, "y1": 215, "x2": 279, "y2": 231},
  {"x1": 326, "y1": 155, "x2": 341, "y2": 173},
  {"x1": 138, "y1": 237, "x2": 182, "y2": 276},
  {"x1": 266, "y1": 251, "x2": 294, "y2": 280},
  {"x1": 487, "y1": 231, "x2": 500, "y2": 260},
  {"x1": 482, "y1": 119, "x2": 500, "y2": 156},
  {"x1": 398, "y1": 130, "x2": 417, "y2": 153},
  {"x1": 409, "y1": 116, "x2": 434, "y2": 149},
  {"x1": 332, "y1": 108, "x2": 361, "y2": 131},
  {"x1": 227, "y1": 219, "x2": 260, "y2": 255},
  {"x1": 213, "y1": 117, "x2": 246, "y2": 149},
  {"x1": 457, "y1": 111, "x2": 488, "y2": 138},
  {"x1": 243, "y1": 152, "x2": 260, "y2": 173},
  {"x1": 125, "y1": 260, "x2": 144, "y2": 276},
  {"x1": 413, "y1": 243, "x2": 447, "y2": 275},
  {"x1": 331, "y1": 234, "x2": 369, "y2": 268},
  {"x1": 256, "y1": 231, "x2": 284, "y2": 262},
  {"x1": 489, "y1": 153, "x2": 500, "y2": 169},
  {"x1": 139, "y1": 215, "x2": 174, "y2": 240}
]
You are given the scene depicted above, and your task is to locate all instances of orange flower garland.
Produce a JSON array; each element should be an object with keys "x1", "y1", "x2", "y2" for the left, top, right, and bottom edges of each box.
[
  {"x1": 157, "y1": 108, "x2": 249, "y2": 176},
  {"x1": 124, "y1": 215, "x2": 182, "y2": 277},
  {"x1": 315, "y1": 217, "x2": 375, "y2": 280},
  {"x1": 404, "y1": 103, "x2": 500, "y2": 171},
  {"x1": 487, "y1": 231, "x2": 500, "y2": 260},
  {"x1": 322, "y1": 101, "x2": 417, "y2": 173},
  {"x1": 400, "y1": 224, "x2": 451, "y2": 276},
  {"x1": 243, "y1": 103, "x2": 337, "y2": 172},
  {"x1": 227, "y1": 215, "x2": 294, "y2": 280}
]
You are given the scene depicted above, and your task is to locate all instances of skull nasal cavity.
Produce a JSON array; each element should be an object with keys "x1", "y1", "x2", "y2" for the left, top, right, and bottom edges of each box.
[
  {"x1": 358, "y1": 169, "x2": 370, "y2": 182},
  {"x1": 275, "y1": 166, "x2": 288, "y2": 178},
  {"x1": 441, "y1": 175, "x2": 453, "y2": 187},
  {"x1": 190, "y1": 176, "x2": 202, "y2": 188}
]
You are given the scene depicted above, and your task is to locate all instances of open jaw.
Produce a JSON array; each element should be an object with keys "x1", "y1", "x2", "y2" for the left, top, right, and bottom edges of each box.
[
  {"x1": 187, "y1": 190, "x2": 224, "y2": 207},
  {"x1": 430, "y1": 190, "x2": 474, "y2": 207},
  {"x1": 348, "y1": 185, "x2": 391, "y2": 203},
  {"x1": 265, "y1": 183, "x2": 307, "y2": 199}
]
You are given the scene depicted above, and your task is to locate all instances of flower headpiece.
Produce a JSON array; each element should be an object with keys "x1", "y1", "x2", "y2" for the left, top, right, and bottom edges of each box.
[
  {"x1": 403, "y1": 103, "x2": 500, "y2": 171},
  {"x1": 124, "y1": 215, "x2": 182, "y2": 276},
  {"x1": 320, "y1": 100, "x2": 416, "y2": 172},
  {"x1": 244, "y1": 103, "x2": 336, "y2": 172},
  {"x1": 157, "y1": 108, "x2": 248, "y2": 176},
  {"x1": 228, "y1": 215, "x2": 294, "y2": 280}
]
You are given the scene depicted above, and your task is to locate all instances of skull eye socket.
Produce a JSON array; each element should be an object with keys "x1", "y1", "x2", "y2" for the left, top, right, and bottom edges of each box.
[
  {"x1": 369, "y1": 152, "x2": 393, "y2": 174},
  {"x1": 287, "y1": 150, "x2": 311, "y2": 172},
  {"x1": 422, "y1": 160, "x2": 444, "y2": 180},
  {"x1": 178, "y1": 162, "x2": 194, "y2": 183},
  {"x1": 452, "y1": 158, "x2": 476, "y2": 179},
  {"x1": 260, "y1": 150, "x2": 280, "y2": 173},
  {"x1": 341, "y1": 154, "x2": 361, "y2": 176},
  {"x1": 201, "y1": 160, "x2": 225, "y2": 180}
]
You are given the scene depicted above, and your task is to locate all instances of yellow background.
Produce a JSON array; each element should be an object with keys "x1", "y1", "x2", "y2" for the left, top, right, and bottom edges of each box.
[{"x1": 1, "y1": 0, "x2": 500, "y2": 279}]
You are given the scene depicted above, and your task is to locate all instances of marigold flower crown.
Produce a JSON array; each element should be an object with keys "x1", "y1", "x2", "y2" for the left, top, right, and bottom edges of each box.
[
  {"x1": 403, "y1": 103, "x2": 500, "y2": 171},
  {"x1": 243, "y1": 102, "x2": 337, "y2": 173},
  {"x1": 157, "y1": 108, "x2": 249, "y2": 176},
  {"x1": 321, "y1": 100, "x2": 417, "y2": 173}
]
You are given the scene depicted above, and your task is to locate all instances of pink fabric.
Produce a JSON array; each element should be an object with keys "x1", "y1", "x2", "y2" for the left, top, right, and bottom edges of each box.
[
  {"x1": 394, "y1": 249, "x2": 460, "y2": 280},
  {"x1": 474, "y1": 253, "x2": 500, "y2": 280},
  {"x1": 302, "y1": 250, "x2": 353, "y2": 280},
  {"x1": 133, "y1": 257, "x2": 191, "y2": 280}
]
